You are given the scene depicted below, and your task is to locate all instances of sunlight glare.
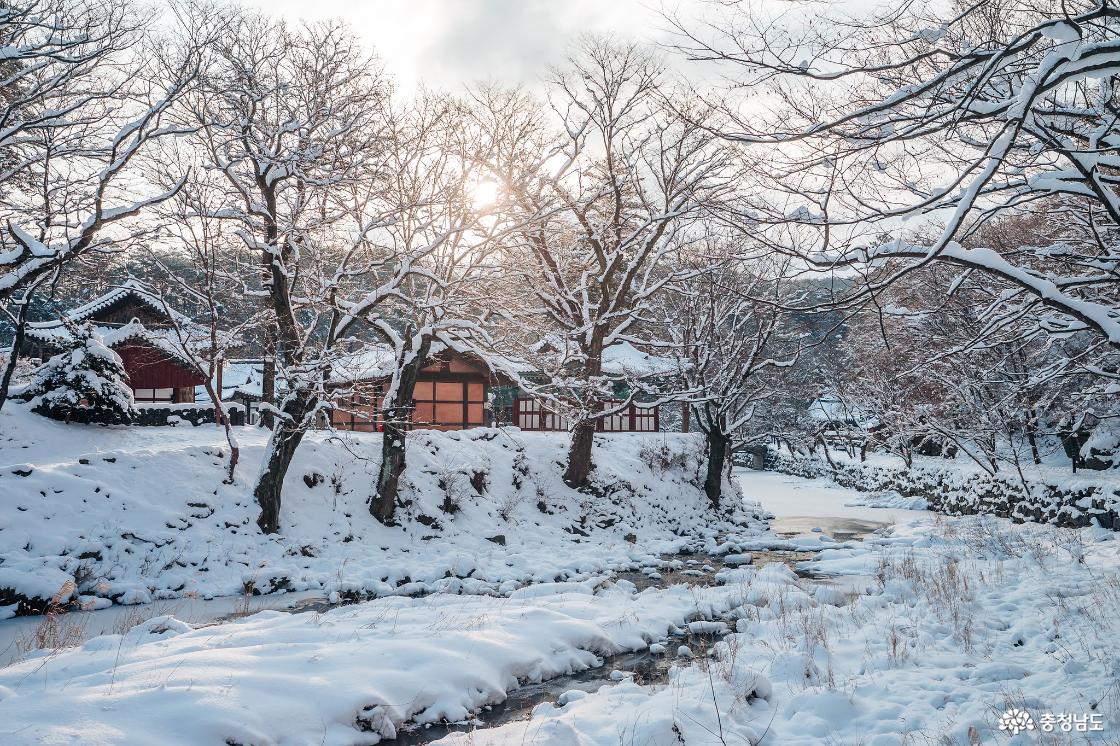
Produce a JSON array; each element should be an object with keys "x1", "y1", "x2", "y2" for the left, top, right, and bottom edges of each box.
[{"x1": 470, "y1": 180, "x2": 500, "y2": 209}]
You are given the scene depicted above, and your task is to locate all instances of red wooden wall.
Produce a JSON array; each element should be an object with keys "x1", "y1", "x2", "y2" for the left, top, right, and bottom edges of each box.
[{"x1": 115, "y1": 344, "x2": 205, "y2": 389}]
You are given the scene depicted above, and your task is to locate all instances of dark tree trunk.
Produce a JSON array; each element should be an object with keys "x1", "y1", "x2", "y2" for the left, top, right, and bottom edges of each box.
[
  {"x1": 563, "y1": 418, "x2": 597, "y2": 488},
  {"x1": 816, "y1": 434, "x2": 837, "y2": 469},
  {"x1": 986, "y1": 433, "x2": 999, "y2": 473},
  {"x1": 563, "y1": 335, "x2": 604, "y2": 489},
  {"x1": 1025, "y1": 409, "x2": 1041, "y2": 465},
  {"x1": 261, "y1": 354, "x2": 276, "y2": 430},
  {"x1": 370, "y1": 338, "x2": 431, "y2": 524},
  {"x1": 703, "y1": 428, "x2": 729, "y2": 509},
  {"x1": 372, "y1": 417, "x2": 408, "y2": 524},
  {"x1": 0, "y1": 294, "x2": 32, "y2": 413},
  {"x1": 253, "y1": 391, "x2": 315, "y2": 534}
]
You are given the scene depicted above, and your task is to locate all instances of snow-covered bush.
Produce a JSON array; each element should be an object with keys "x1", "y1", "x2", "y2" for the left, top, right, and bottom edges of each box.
[{"x1": 24, "y1": 323, "x2": 137, "y2": 425}]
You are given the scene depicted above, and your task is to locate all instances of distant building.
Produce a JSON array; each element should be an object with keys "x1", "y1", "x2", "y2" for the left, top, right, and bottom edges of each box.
[
  {"x1": 23, "y1": 282, "x2": 676, "y2": 433},
  {"x1": 807, "y1": 393, "x2": 864, "y2": 430}
]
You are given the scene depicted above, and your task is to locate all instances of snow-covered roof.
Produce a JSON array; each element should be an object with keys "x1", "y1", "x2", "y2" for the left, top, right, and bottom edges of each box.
[
  {"x1": 25, "y1": 280, "x2": 214, "y2": 371},
  {"x1": 197, "y1": 360, "x2": 265, "y2": 402},
  {"x1": 330, "y1": 341, "x2": 530, "y2": 384},
  {"x1": 330, "y1": 346, "x2": 398, "y2": 384},
  {"x1": 26, "y1": 279, "x2": 195, "y2": 335},
  {"x1": 808, "y1": 394, "x2": 863, "y2": 425},
  {"x1": 29, "y1": 319, "x2": 204, "y2": 372},
  {"x1": 601, "y1": 341, "x2": 679, "y2": 377},
  {"x1": 530, "y1": 337, "x2": 681, "y2": 379},
  {"x1": 197, "y1": 340, "x2": 679, "y2": 399}
]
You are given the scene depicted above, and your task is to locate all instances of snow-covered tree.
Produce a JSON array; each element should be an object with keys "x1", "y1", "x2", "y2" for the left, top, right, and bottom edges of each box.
[
  {"x1": 474, "y1": 39, "x2": 737, "y2": 488},
  {"x1": 672, "y1": 0, "x2": 1120, "y2": 358},
  {"x1": 185, "y1": 12, "x2": 392, "y2": 533},
  {"x1": 364, "y1": 94, "x2": 502, "y2": 524},
  {"x1": 657, "y1": 248, "x2": 805, "y2": 506},
  {"x1": 0, "y1": 0, "x2": 214, "y2": 410},
  {"x1": 145, "y1": 166, "x2": 251, "y2": 483},
  {"x1": 186, "y1": 11, "x2": 494, "y2": 532},
  {"x1": 25, "y1": 323, "x2": 137, "y2": 425}
]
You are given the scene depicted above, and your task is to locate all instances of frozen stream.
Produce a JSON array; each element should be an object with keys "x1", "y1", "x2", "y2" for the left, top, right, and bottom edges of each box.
[
  {"x1": 0, "y1": 468, "x2": 917, "y2": 742},
  {"x1": 392, "y1": 471, "x2": 909, "y2": 744}
]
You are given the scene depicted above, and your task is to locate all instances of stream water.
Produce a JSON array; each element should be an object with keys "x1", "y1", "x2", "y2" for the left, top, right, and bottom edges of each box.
[
  {"x1": 391, "y1": 628, "x2": 728, "y2": 745},
  {"x1": 390, "y1": 515, "x2": 888, "y2": 745}
]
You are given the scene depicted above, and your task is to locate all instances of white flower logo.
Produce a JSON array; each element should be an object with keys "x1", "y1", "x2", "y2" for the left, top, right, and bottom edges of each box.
[{"x1": 999, "y1": 708, "x2": 1036, "y2": 736}]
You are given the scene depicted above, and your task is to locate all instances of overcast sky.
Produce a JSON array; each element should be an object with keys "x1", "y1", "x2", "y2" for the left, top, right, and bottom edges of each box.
[{"x1": 242, "y1": 0, "x2": 702, "y2": 91}]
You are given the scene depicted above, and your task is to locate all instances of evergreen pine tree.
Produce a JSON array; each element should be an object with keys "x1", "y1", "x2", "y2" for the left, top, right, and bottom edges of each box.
[{"x1": 25, "y1": 323, "x2": 137, "y2": 425}]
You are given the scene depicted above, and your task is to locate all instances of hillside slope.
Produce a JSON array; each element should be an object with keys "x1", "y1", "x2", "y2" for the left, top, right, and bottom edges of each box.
[{"x1": 0, "y1": 405, "x2": 766, "y2": 616}]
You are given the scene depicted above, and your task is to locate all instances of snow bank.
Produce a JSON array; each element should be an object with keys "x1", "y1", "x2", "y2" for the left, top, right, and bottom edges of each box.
[
  {"x1": 845, "y1": 489, "x2": 928, "y2": 510},
  {"x1": 772, "y1": 450, "x2": 1120, "y2": 528},
  {"x1": 0, "y1": 404, "x2": 765, "y2": 616},
  {"x1": 0, "y1": 583, "x2": 747, "y2": 746},
  {"x1": 433, "y1": 665, "x2": 766, "y2": 745}
]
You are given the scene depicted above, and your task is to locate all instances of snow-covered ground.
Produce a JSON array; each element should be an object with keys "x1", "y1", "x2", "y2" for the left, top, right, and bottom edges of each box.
[
  {"x1": 3, "y1": 411, "x2": 1119, "y2": 745},
  {"x1": 737, "y1": 467, "x2": 930, "y2": 522},
  {"x1": 425, "y1": 518, "x2": 1120, "y2": 745},
  {"x1": 4, "y1": 509, "x2": 1119, "y2": 744},
  {"x1": 0, "y1": 582, "x2": 749, "y2": 745},
  {"x1": 0, "y1": 403, "x2": 764, "y2": 617}
]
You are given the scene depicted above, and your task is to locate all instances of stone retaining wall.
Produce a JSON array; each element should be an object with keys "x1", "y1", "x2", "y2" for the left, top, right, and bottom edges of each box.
[{"x1": 770, "y1": 451, "x2": 1120, "y2": 529}]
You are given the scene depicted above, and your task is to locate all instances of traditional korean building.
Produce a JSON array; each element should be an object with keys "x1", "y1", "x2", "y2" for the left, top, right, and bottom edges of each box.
[
  {"x1": 326, "y1": 340, "x2": 673, "y2": 433},
  {"x1": 22, "y1": 280, "x2": 207, "y2": 404},
  {"x1": 328, "y1": 344, "x2": 506, "y2": 432}
]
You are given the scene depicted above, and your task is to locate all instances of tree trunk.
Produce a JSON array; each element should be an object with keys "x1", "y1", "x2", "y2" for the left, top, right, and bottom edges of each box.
[
  {"x1": 816, "y1": 434, "x2": 837, "y2": 469},
  {"x1": 1024, "y1": 409, "x2": 1041, "y2": 465},
  {"x1": 562, "y1": 334, "x2": 604, "y2": 489},
  {"x1": 214, "y1": 364, "x2": 224, "y2": 425},
  {"x1": 197, "y1": 358, "x2": 239, "y2": 484},
  {"x1": 986, "y1": 433, "x2": 999, "y2": 473},
  {"x1": 703, "y1": 428, "x2": 729, "y2": 509},
  {"x1": 0, "y1": 294, "x2": 32, "y2": 413},
  {"x1": 253, "y1": 391, "x2": 315, "y2": 534},
  {"x1": 223, "y1": 423, "x2": 240, "y2": 484},
  {"x1": 372, "y1": 417, "x2": 408, "y2": 524},
  {"x1": 563, "y1": 418, "x2": 597, "y2": 488},
  {"x1": 370, "y1": 338, "x2": 431, "y2": 524},
  {"x1": 261, "y1": 354, "x2": 276, "y2": 430}
]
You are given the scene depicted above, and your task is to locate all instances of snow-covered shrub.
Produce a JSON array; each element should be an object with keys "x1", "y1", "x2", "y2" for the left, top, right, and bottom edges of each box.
[
  {"x1": 1081, "y1": 419, "x2": 1119, "y2": 470},
  {"x1": 639, "y1": 440, "x2": 696, "y2": 475},
  {"x1": 24, "y1": 323, "x2": 137, "y2": 425}
]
